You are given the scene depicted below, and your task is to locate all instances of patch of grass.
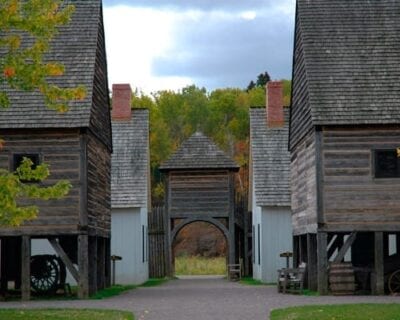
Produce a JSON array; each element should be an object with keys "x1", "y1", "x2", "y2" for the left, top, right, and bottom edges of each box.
[
  {"x1": 239, "y1": 277, "x2": 266, "y2": 286},
  {"x1": 140, "y1": 278, "x2": 169, "y2": 287},
  {"x1": 0, "y1": 309, "x2": 133, "y2": 320},
  {"x1": 175, "y1": 255, "x2": 226, "y2": 275},
  {"x1": 90, "y1": 285, "x2": 136, "y2": 300},
  {"x1": 301, "y1": 289, "x2": 319, "y2": 296},
  {"x1": 270, "y1": 304, "x2": 400, "y2": 320}
]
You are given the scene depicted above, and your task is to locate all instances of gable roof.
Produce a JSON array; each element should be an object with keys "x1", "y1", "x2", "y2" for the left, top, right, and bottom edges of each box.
[
  {"x1": 250, "y1": 107, "x2": 290, "y2": 207},
  {"x1": 159, "y1": 131, "x2": 239, "y2": 171},
  {"x1": 111, "y1": 109, "x2": 149, "y2": 208},
  {"x1": 0, "y1": 0, "x2": 106, "y2": 130},
  {"x1": 291, "y1": 0, "x2": 400, "y2": 147}
]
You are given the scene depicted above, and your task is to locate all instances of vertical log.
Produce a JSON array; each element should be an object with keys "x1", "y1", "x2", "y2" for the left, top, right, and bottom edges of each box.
[
  {"x1": 0, "y1": 238, "x2": 7, "y2": 298},
  {"x1": 317, "y1": 232, "x2": 328, "y2": 295},
  {"x1": 293, "y1": 236, "x2": 299, "y2": 268},
  {"x1": 21, "y1": 236, "x2": 31, "y2": 301},
  {"x1": 307, "y1": 233, "x2": 318, "y2": 291},
  {"x1": 374, "y1": 231, "x2": 384, "y2": 295},
  {"x1": 228, "y1": 173, "x2": 235, "y2": 264},
  {"x1": 89, "y1": 236, "x2": 98, "y2": 295},
  {"x1": 105, "y1": 238, "x2": 111, "y2": 287},
  {"x1": 78, "y1": 234, "x2": 89, "y2": 299}
]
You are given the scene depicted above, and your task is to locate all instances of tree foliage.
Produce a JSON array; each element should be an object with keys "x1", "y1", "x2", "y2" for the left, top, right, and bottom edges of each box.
[
  {"x1": 0, "y1": 157, "x2": 71, "y2": 226},
  {"x1": 131, "y1": 81, "x2": 291, "y2": 202},
  {"x1": 0, "y1": 0, "x2": 86, "y2": 111}
]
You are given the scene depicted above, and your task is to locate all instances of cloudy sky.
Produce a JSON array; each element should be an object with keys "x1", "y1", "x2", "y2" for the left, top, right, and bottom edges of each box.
[{"x1": 102, "y1": 0, "x2": 296, "y2": 93}]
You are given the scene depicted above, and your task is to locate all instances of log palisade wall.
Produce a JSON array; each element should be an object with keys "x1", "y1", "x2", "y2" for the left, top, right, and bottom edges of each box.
[
  {"x1": 322, "y1": 126, "x2": 400, "y2": 232},
  {"x1": 168, "y1": 170, "x2": 231, "y2": 218},
  {"x1": 291, "y1": 131, "x2": 318, "y2": 235}
]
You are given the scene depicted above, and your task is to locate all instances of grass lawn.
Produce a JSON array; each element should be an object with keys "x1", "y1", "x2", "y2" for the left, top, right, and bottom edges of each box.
[
  {"x1": 270, "y1": 304, "x2": 400, "y2": 320},
  {"x1": 175, "y1": 256, "x2": 226, "y2": 275},
  {"x1": 0, "y1": 309, "x2": 133, "y2": 320},
  {"x1": 239, "y1": 277, "x2": 266, "y2": 286}
]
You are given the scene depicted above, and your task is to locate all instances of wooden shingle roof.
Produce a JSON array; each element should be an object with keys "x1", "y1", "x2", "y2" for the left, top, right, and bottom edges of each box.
[
  {"x1": 291, "y1": 0, "x2": 400, "y2": 147},
  {"x1": 159, "y1": 131, "x2": 239, "y2": 171},
  {"x1": 250, "y1": 107, "x2": 290, "y2": 207},
  {"x1": 0, "y1": 0, "x2": 104, "y2": 129},
  {"x1": 111, "y1": 109, "x2": 149, "y2": 208}
]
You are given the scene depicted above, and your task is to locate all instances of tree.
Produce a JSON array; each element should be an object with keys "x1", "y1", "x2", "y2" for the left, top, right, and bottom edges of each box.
[
  {"x1": 0, "y1": 157, "x2": 71, "y2": 226},
  {"x1": 0, "y1": 0, "x2": 86, "y2": 112},
  {"x1": 256, "y1": 71, "x2": 271, "y2": 87},
  {"x1": 0, "y1": 0, "x2": 84, "y2": 225}
]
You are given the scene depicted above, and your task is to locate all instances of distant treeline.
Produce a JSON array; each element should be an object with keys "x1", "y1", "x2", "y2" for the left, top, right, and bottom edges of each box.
[{"x1": 130, "y1": 80, "x2": 291, "y2": 201}]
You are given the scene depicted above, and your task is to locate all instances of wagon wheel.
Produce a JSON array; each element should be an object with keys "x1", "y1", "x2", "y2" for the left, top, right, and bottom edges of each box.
[
  {"x1": 388, "y1": 270, "x2": 400, "y2": 294},
  {"x1": 30, "y1": 255, "x2": 60, "y2": 294}
]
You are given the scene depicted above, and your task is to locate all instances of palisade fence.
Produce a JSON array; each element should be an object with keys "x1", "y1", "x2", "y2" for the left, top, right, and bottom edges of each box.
[{"x1": 148, "y1": 205, "x2": 167, "y2": 278}]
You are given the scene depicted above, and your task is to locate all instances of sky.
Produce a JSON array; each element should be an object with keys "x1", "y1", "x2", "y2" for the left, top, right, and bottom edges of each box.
[{"x1": 102, "y1": 0, "x2": 296, "y2": 94}]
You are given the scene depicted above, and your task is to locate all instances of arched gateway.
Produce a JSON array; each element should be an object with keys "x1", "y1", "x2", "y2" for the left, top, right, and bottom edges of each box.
[{"x1": 160, "y1": 131, "x2": 241, "y2": 276}]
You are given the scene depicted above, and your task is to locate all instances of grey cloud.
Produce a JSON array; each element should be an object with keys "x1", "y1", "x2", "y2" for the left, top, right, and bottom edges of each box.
[
  {"x1": 105, "y1": 0, "x2": 283, "y2": 11},
  {"x1": 152, "y1": 13, "x2": 294, "y2": 90}
]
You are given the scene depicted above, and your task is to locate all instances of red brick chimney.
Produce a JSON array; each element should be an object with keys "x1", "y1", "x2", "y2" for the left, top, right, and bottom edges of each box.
[
  {"x1": 112, "y1": 83, "x2": 132, "y2": 120},
  {"x1": 266, "y1": 81, "x2": 284, "y2": 128}
]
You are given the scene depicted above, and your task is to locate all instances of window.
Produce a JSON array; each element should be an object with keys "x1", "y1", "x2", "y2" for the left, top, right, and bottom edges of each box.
[
  {"x1": 13, "y1": 154, "x2": 41, "y2": 182},
  {"x1": 374, "y1": 149, "x2": 400, "y2": 178},
  {"x1": 13, "y1": 153, "x2": 40, "y2": 171},
  {"x1": 257, "y1": 224, "x2": 261, "y2": 265},
  {"x1": 252, "y1": 226, "x2": 255, "y2": 264},
  {"x1": 142, "y1": 225, "x2": 148, "y2": 263}
]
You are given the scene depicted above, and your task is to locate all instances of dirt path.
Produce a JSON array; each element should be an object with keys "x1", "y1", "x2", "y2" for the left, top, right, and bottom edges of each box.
[{"x1": 0, "y1": 277, "x2": 399, "y2": 319}]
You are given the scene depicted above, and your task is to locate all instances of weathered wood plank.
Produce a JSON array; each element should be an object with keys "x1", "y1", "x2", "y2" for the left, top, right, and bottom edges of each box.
[
  {"x1": 49, "y1": 238, "x2": 79, "y2": 282},
  {"x1": 333, "y1": 232, "x2": 357, "y2": 263},
  {"x1": 317, "y1": 232, "x2": 328, "y2": 295},
  {"x1": 78, "y1": 234, "x2": 89, "y2": 299},
  {"x1": 374, "y1": 231, "x2": 384, "y2": 295},
  {"x1": 21, "y1": 236, "x2": 31, "y2": 301}
]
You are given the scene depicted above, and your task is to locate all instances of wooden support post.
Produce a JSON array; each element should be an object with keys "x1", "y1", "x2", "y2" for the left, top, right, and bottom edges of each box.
[
  {"x1": 78, "y1": 234, "x2": 89, "y2": 299},
  {"x1": 317, "y1": 232, "x2": 328, "y2": 295},
  {"x1": 21, "y1": 236, "x2": 31, "y2": 301},
  {"x1": 105, "y1": 238, "x2": 111, "y2": 287},
  {"x1": 333, "y1": 232, "x2": 357, "y2": 263},
  {"x1": 89, "y1": 236, "x2": 98, "y2": 295},
  {"x1": 49, "y1": 238, "x2": 79, "y2": 282},
  {"x1": 307, "y1": 234, "x2": 318, "y2": 291},
  {"x1": 293, "y1": 236, "x2": 299, "y2": 268},
  {"x1": 374, "y1": 231, "x2": 384, "y2": 295},
  {"x1": 97, "y1": 237, "x2": 106, "y2": 290},
  {"x1": 0, "y1": 238, "x2": 7, "y2": 298}
]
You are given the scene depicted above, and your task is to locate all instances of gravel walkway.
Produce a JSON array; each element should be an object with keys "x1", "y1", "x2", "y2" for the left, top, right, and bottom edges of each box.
[{"x1": 0, "y1": 277, "x2": 399, "y2": 319}]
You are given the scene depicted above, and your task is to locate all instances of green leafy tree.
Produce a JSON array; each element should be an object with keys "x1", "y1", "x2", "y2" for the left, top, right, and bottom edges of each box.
[
  {"x1": 0, "y1": 0, "x2": 86, "y2": 111},
  {"x1": 0, "y1": 157, "x2": 71, "y2": 226}
]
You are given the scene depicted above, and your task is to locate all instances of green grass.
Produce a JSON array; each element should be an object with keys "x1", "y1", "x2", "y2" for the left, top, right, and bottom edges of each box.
[
  {"x1": 175, "y1": 256, "x2": 226, "y2": 275},
  {"x1": 90, "y1": 285, "x2": 136, "y2": 300},
  {"x1": 239, "y1": 277, "x2": 266, "y2": 286},
  {"x1": 0, "y1": 309, "x2": 133, "y2": 320},
  {"x1": 270, "y1": 304, "x2": 400, "y2": 320},
  {"x1": 140, "y1": 278, "x2": 169, "y2": 287}
]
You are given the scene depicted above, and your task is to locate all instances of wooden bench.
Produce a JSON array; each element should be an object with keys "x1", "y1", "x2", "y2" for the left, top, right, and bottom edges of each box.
[
  {"x1": 277, "y1": 264, "x2": 306, "y2": 294},
  {"x1": 227, "y1": 263, "x2": 242, "y2": 281}
]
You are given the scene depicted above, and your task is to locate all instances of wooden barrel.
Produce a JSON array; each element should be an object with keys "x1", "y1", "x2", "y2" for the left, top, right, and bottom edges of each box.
[{"x1": 329, "y1": 262, "x2": 356, "y2": 295}]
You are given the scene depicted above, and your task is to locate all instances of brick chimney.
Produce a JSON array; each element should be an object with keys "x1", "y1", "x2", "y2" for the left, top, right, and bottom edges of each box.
[
  {"x1": 112, "y1": 83, "x2": 132, "y2": 120},
  {"x1": 266, "y1": 81, "x2": 284, "y2": 128}
]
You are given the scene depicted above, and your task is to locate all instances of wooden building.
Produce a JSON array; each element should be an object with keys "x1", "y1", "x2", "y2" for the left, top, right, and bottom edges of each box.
[
  {"x1": 159, "y1": 132, "x2": 240, "y2": 275},
  {"x1": 111, "y1": 84, "x2": 150, "y2": 284},
  {"x1": 249, "y1": 81, "x2": 292, "y2": 283},
  {"x1": 290, "y1": 0, "x2": 400, "y2": 294},
  {"x1": 0, "y1": 0, "x2": 111, "y2": 299}
]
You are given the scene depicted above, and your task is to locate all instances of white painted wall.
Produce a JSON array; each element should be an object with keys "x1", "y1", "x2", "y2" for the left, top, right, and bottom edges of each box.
[
  {"x1": 111, "y1": 207, "x2": 149, "y2": 285},
  {"x1": 252, "y1": 178, "x2": 262, "y2": 280},
  {"x1": 261, "y1": 206, "x2": 292, "y2": 283}
]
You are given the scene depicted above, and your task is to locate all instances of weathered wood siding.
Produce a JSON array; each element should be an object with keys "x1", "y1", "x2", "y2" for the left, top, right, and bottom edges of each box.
[
  {"x1": 168, "y1": 170, "x2": 230, "y2": 217},
  {"x1": 88, "y1": 11, "x2": 112, "y2": 151},
  {"x1": 322, "y1": 127, "x2": 400, "y2": 231},
  {"x1": 0, "y1": 130, "x2": 81, "y2": 235},
  {"x1": 87, "y1": 133, "x2": 111, "y2": 237},
  {"x1": 291, "y1": 131, "x2": 318, "y2": 235},
  {"x1": 290, "y1": 12, "x2": 312, "y2": 150}
]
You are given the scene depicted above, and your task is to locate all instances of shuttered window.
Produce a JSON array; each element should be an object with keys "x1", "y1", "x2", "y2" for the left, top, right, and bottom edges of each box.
[{"x1": 375, "y1": 150, "x2": 400, "y2": 178}]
